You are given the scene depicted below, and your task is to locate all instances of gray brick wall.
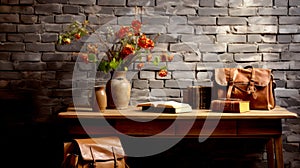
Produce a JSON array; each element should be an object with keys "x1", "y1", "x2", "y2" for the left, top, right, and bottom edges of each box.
[{"x1": 0, "y1": 0, "x2": 299, "y2": 167}]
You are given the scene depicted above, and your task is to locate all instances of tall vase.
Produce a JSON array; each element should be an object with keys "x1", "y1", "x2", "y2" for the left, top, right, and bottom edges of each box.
[
  {"x1": 94, "y1": 85, "x2": 107, "y2": 112},
  {"x1": 106, "y1": 71, "x2": 131, "y2": 109}
]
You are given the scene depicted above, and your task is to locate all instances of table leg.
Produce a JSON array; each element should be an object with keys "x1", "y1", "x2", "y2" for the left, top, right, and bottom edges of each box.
[
  {"x1": 274, "y1": 135, "x2": 284, "y2": 168},
  {"x1": 266, "y1": 138, "x2": 275, "y2": 168}
]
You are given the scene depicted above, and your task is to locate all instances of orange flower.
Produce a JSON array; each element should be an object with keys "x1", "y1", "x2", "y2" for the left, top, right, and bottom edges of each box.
[
  {"x1": 120, "y1": 44, "x2": 135, "y2": 58},
  {"x1": 137, "y1": 63, "x2": 144, "y2": 69},
  {"x1": 146, "y1": 54, "x2": 152, "y2": 62},
  {"x1": 168, "y1": 54, "x2": 174, "y2": 62},
  {"x1": 138, "y1": 34, "x2": 154, "y2": 49},
  {"x1": 158, "y1": 69, "x2": 168, "y2": 77}
]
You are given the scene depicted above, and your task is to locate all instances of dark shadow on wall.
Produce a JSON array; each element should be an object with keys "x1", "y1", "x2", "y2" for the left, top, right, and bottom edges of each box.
[{"x1": 0, "y1": 89, "x2": 63, "y2": 168}]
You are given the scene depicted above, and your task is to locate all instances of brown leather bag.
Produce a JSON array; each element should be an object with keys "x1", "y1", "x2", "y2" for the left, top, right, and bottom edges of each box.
[
  {"x1": 213, "y1": 67, "x2": 276, "y2": 110},
  {"x1": 61, "y1": 136, "x2": 128, "y2": 168}
]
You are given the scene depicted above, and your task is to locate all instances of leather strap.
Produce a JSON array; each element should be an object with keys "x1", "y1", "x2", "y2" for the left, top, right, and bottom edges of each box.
[
  {"x1": 89, "y1": 147, "x2": 97, "y2": 168},
  {"x1": 246, "y1": 68, "x2": 257, "y2": 99},
  {"x1": 112, "y1": 147, "x2": 118, "y2": 168},
  {"x1": 89, "y1": 146, "x2": 119, "y2": 168}
]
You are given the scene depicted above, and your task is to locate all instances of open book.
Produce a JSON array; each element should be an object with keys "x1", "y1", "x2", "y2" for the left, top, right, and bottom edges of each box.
[{"x1": 137, "y1": 101, "x2": 193, "y2": 113}]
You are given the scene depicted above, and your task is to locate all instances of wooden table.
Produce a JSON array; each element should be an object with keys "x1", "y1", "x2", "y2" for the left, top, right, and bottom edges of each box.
[{"x1": 58, "y1": 106, "x2": 298, "y2": 168}]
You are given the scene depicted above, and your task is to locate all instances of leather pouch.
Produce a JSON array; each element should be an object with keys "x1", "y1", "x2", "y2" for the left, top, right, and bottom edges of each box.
[{"x1": 213, "y1": 67, "x2": 276, "y2": 110}]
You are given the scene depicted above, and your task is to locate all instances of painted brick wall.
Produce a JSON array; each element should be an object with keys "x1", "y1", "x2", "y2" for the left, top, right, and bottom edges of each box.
[{"x1": 0, "y1": 0, "x2": 299, "y2": 167}]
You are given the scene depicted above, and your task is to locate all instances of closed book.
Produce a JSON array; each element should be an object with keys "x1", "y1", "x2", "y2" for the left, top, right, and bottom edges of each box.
[
  {"x1": 187, "y1": 86, "x2": 212, "y2": 109},
  {"x1": 199, "y1": 86, "x2": 211, "y2": 109},
  {"x1": 210, "y1": 99, "x2": 250, "y2": 113},
  {"x1": 137, "y1": 101, "x2": 193, "y2": 113}
]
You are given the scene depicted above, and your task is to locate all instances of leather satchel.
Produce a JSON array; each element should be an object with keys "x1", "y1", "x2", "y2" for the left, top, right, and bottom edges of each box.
[
  {"x1": 61, "y1": 136, "x2": 128, "y2": 168},
  {"x1": 213, "y1": 67, "x2": 276, "y2": 110}
]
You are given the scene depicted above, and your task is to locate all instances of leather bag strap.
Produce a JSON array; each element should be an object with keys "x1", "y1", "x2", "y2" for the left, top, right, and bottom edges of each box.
[
  {"x1": 112, "y1": 147, "x2": 118, "y2": 168},
  {"x1": 89, "y1": 146, "x2": 120, "y2": 168},
  {"x1": 226, "y1": 68, "x2": 234, "y2": 99},
  {"x1": 246, "y1": 67, "x2": 257, "y2": 99},
  {"x1": 89, "y1": 147, "x2": 97, "y2": 168}
]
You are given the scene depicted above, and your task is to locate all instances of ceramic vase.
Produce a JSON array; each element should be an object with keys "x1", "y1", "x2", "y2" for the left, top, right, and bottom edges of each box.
[
  {"x1": 106, "y1": 71, "x2": 131, "y2": 109},
  {"x1": 94, "y1": 85, "x2": 107, "y2": 112}
]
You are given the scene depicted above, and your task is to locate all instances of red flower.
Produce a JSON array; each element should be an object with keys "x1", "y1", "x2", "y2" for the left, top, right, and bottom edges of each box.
[
  {"x1": 158, "y1": 69, "x2": 168, "y2": 77},
  {"x1": 74, "y1": 33, "x2": 81, "y2": 39},
  {"x1": 131, "y1": 20, "x2": 141, "y2": 35},
  {"x1": 120, "y1": 44, "x2": 135, "y2": 58},
  {"x1": 117, "y1": 26, "x2": 130, "y2": 39},
  {"x1": 138, "y1": 34, "x2": 154, "y2": 49}
]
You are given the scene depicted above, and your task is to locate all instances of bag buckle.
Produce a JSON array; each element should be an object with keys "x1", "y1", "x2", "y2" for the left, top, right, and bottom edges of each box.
[{"x1": 247, "y1": 81, "x2": 257, "y2": 99}]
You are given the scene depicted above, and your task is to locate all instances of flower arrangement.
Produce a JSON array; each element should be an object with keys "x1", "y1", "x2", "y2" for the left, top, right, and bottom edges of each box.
[{"x1": 57, "y1": 19, "x2": 173, "y2": 77}]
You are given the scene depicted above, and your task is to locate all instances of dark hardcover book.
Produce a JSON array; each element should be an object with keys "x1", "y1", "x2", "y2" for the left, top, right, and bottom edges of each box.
[
  {"x1": 199, "y1": 86, "x2": 211, "y2": 109},
  {"x1": 187, "y1": 86, "x2": 212, "y2": 109}
]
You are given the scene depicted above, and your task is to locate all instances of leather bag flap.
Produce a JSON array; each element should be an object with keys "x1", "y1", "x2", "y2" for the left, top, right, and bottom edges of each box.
[
  {"x1": 215, "y1": 68, "x2": 272, "y2": 86},
  {"x1": 74, "y1": 136, "x2": 125, "y2": 161}
]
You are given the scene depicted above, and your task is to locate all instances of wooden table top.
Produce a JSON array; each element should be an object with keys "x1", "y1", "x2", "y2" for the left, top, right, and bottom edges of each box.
[{"x1": 58, "y1": 106, "x2": 299, "y2": 120}]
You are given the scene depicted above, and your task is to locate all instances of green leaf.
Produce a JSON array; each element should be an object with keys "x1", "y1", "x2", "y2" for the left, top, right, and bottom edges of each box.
[
  {"x1": 58, "y1": 35, "x2": 63, "y2": 44},
  {"x1": 98, "y1": 61, "x2": 109, "y2": 73},
  {"x1": 88, "y1": 53, "x2": 97, "y2": 62},
  {"x1": 160, "y1": 65, "x2": 167, "y2": 70},
  {"x1": 153, "y1": 56, "x2": 160, "y2": 66},
  {"x1": 109, "y1": 58, "x2": 120, "y2": 70}
]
